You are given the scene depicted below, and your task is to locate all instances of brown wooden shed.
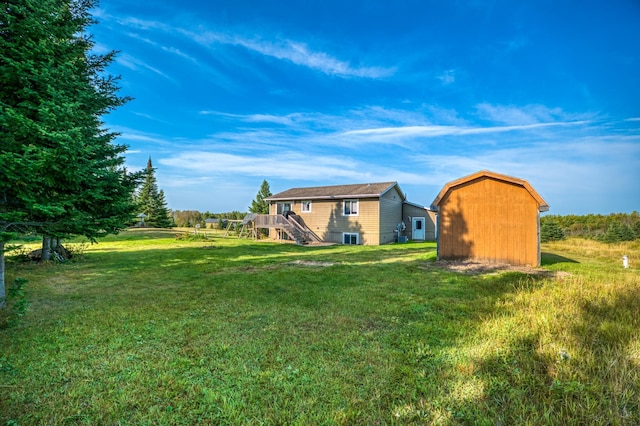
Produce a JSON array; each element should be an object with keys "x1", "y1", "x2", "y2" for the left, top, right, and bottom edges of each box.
[{"x1": 430, "y1": 170, "x2": 549, "y2": 266}]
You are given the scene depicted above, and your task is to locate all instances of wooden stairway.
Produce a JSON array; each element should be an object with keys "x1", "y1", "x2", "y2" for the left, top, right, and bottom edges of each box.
[{"x1": 253, "y1": 214, "x2": 321, "y2": 244}]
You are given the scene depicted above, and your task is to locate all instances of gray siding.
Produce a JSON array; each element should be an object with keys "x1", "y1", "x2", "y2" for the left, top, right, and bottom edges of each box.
[
  {"x1": 403, "y1": 203, "x2": 436, "y2": 241},
  {"x1": 379, "y1": 187, "x2": 404, "y2": 244}
]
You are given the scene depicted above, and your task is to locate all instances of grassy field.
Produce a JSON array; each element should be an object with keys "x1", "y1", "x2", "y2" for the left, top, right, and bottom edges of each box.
[{"x1": 1, "y1": 230, "x2": 638, "y2": 424}]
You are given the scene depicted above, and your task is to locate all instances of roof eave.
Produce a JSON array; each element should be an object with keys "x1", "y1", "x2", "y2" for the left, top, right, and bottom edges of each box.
[{"x1": 266, "y1": 194, "x2": 384, "y2": 202}]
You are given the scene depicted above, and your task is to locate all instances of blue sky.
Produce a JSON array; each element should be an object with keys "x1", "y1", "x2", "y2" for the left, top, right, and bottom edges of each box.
[{"x1": 92, "y1": 0, "x2": 640, "y2": 215}]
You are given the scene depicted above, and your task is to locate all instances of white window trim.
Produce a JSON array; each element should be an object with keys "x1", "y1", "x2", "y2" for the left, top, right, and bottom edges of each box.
[
  {"x1": 343, "y1": 232, "x2": 359, "y2": 245},
  {"x1": 301, "y1": 200, "x2": 312, "y2": 213},
  {"x1": 343, "y1": 199, "x2": 359, "y2": 216}
]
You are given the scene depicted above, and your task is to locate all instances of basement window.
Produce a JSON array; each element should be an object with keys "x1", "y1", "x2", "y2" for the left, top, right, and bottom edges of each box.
[{"x1": 343, "y1": 233, "x2": 359, "y2": 245}]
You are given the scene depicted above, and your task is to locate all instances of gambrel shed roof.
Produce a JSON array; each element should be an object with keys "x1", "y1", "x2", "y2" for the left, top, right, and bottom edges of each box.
[
  {"x1": 266, "y1": 182, "x2": 403, "y2": 201},
  {"x1": 430, "y1": 170, "x2": 549, "y2": 212}
]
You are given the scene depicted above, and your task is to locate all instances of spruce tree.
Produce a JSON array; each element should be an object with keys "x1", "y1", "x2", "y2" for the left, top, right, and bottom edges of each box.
[
  {"x1": 540, "y1": 220, "x2": 566, "y2": 243},
  {"x1": 137, "y1": 158, "x2": 172, "y2": 228},
  {"x1": 0, "y1": 0, "x2": 140, "y2": 304},
  {"x1": 603, "y1": 222, "x2": 635, "y2": 243},
  {"x1": 249, "y1": 180, "x2": 272, "y2": 214}
]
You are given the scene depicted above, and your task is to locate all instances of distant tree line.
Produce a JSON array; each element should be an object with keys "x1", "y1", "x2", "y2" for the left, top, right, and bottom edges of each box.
[
  {"x1": 172, "y1": 210, "x2": 246, "y2": 228},
  {"x1": 541, "y1": 212, "x2": 640, "y2": 243},
  {"x1": 172, "y1": 180, "x2": 271, "y2": 229}
]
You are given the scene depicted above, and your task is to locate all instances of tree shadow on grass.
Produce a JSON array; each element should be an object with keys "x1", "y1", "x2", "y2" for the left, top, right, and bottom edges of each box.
[
  {"x1": 568, "y1": 286, "x2": 640, "y2": 421},
  {"x1": 436, "y1": 273, "x2": 640, "y2": 425}
]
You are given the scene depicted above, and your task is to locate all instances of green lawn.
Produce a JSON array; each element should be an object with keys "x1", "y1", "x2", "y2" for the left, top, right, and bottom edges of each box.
[{"x1": 1, "y1": 230, "x2": 639, "y2": 424}]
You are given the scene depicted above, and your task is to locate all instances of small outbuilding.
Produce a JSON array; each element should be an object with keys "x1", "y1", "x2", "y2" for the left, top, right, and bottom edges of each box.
[
  {"x1": 430, "y1": 170, "x2": 549, "y2": 266},
  {"x1": 204, "y1": 218, "x2": 219, "y2": 229}
]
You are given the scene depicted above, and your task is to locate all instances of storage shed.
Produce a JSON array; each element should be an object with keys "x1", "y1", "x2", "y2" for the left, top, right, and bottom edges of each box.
[{"x1": 430, "y1": 170, "x2": 549, "y2": 266}]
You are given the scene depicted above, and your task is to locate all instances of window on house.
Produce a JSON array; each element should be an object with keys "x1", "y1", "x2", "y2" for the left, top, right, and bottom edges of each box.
[
  {"x1": 343, "y1": 233, "x2": 359, "y2": 245},
  {"x1": 343, "y1": 199, "x2": 358, "y2": 216},
  {"x1": 301, "y1": 201, "x2": 312, "y2": 213},
  {"x1": 277, "y1": 203, "x2": 291, "y2": 215}
]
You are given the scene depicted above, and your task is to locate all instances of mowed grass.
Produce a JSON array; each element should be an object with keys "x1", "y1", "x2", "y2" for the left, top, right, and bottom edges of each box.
[{"x1": 1, "y1": 230, "x2": 639, "y2": 425}]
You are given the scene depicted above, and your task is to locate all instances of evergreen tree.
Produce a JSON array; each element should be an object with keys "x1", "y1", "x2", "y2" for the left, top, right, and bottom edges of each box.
[
  {"x1": 602, "y1": 221, "x2": 635, "y2": 243},
  {"x1": 136, "y1": 158, "x2": 172, "y2": 228},
  {"x1": 0, "y1": 0, "x2": 140, "y2": 304},
  {"x1": 155, "y1": 190, "x2": 174, "y2": 227},
  {"x1": 249, "y1": 180, "x2": 272, "y2": 214},
  {"x1": 540, "y1": 220, "x2": 566, "y2": 243}
]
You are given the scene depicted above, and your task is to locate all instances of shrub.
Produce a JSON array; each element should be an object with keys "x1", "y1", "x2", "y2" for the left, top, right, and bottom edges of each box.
[
  {"x1": 602, "y1": 222, "x2": 635, "y2": 243},
  {"x1": 541, "y1": 220, "x2": 566, "y2": 242}
]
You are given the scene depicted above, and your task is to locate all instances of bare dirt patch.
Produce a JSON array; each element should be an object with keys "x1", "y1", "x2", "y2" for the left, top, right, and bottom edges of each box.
[
  {"x1": 424, "y1": 259, "x2": 570, "y2": 278},
  {"x1": 287, "y1": 260, "x2": 336, "y2": 267}
]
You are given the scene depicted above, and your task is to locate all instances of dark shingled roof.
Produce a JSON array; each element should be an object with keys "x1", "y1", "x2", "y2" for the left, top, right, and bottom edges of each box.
[{"x1": 267, "y1": 182, "x2": 401, "y2": 201}]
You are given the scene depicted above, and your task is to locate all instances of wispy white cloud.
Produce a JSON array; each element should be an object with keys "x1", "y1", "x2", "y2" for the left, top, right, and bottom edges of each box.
[
  {"x1": 341, "y1": 121, "x2": 588, "y2": 141},
  {"x1": 131, "y1": 112, "x2": 171, "y2": 124},
  {"x1": 193, "y1": 105, "x2": 595, "y2": 154},
  {"x1": 113, "y1": 127, "x2": 174, "y2": 146},
  {"x1": 105, "y1": 12, "x2": 394, "y2": 79},
  {"x1": 159, "y1": 175, "x2": 216, "y2": 188},
  {"x1": 90, "y1": 42, "x2": 112, "y2": 55},
  {"x1": 119, "y1": 109, "x2": 639, "y2": 214},
  {"x1": 157, "y1": 149, "x2": 427, "y2": 188},
  {"x1": 183, "y1": 29, "x2": 395, "y2": 78},
  {"x1": 200, "y1": 106, "x2": 442, "y2": 136},
  {"x1": 160, "y1": 151, "x2": 368, "y2": 181},
  {"x1": 123, "y1": 31, "x2": 198, "y2": 63},
  {"x1": 252, "y1": 39, "x2": 395, "y2": 78},
  {"x1": 475, "y1": 103, "x2": 587, "y2": 125},
  {"x1": 116, "y1": 53, "x2": 173, "y2": 80},
  {"x1": 199, "y1": 110, "x2": 303, "y2": 126},
  {"x1": 160, "y1": 46, "x2": 197, "y2": 62},
  {"x1": 124, "y1": 32, "x2": 158, "y2": 46},
  {"x1": 116, "y1": 16, "x2": 170, "y2": 31},
  {"x1": 437, "y1": 69, "x2": 456, "y2": 85}
]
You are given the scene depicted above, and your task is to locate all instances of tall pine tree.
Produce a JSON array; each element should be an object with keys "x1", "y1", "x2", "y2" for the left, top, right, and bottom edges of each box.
[
  {"x1": 249, "y1": 180, "x2": 272, "y2": 214},
  {"x1": 136, "y1": 158, "x2": 172, "y2": 228},
  {"x1": 0, "y1": 0, "x2": 140, "y2": 304}
]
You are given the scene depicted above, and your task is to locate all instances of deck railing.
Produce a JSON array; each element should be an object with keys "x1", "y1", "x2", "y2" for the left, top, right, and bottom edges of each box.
[
  {"x1": 253, "y1": 214, "x2": 322, "y2": 243},
  {"x1": 253, "y1": 214, "x2": 289, "y2": 228}
]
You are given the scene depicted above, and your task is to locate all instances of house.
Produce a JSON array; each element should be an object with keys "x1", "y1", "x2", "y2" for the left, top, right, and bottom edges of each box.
[
  {"x1": 255, "y1": 182, "x2": 435, "y2": 245},
  {"x1": 430, "y1": 170, "x2": 549, "y2": 266},
  {"x1": 204, "y1": 218, "x2": 219, "y2": 228}
]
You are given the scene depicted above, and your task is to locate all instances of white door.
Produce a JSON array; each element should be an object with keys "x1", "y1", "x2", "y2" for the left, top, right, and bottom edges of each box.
[{"x1": 412, "y1": 217, "x2": 425, "y2": 240}]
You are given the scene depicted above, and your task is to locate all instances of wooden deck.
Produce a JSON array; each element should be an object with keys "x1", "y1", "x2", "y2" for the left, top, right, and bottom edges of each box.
[{"x1": 253, "y1": 214, "x2": 322, "y2": 244}]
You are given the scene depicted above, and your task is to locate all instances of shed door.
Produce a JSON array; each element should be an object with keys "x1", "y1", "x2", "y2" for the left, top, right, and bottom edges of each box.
[{"x1": 412, "y1": 217, "x2": 425, "y2": 240}]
